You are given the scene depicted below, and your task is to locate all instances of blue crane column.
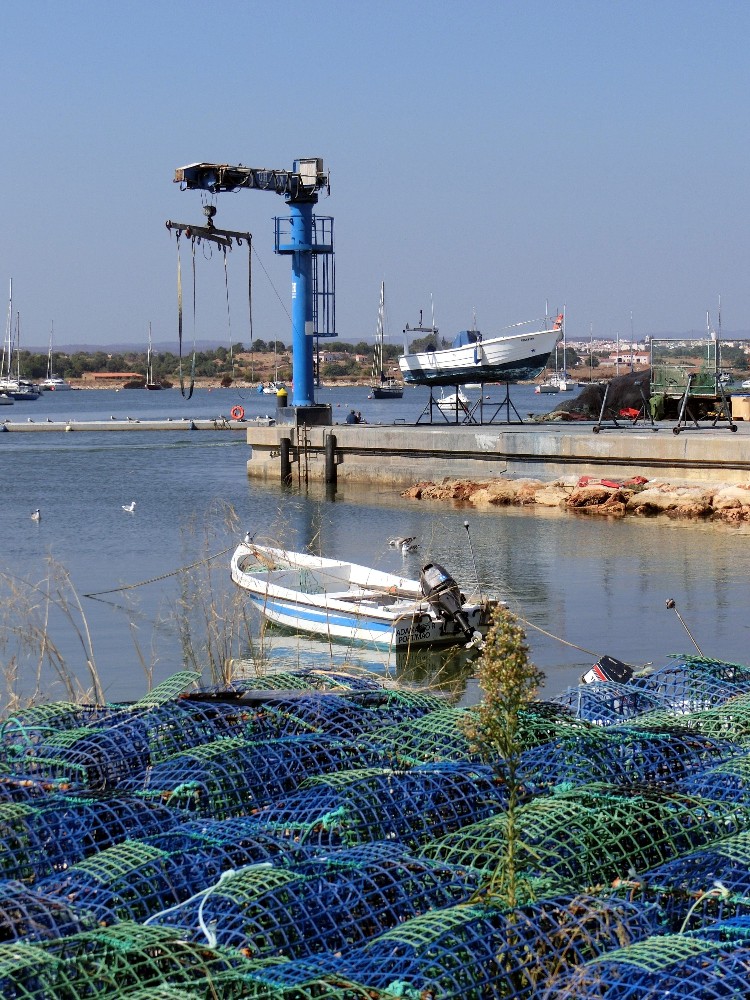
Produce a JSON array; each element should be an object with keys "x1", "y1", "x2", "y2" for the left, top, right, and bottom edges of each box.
[
  {"x1": 290, "y1": 196, "x2": 316, "y2": 406},
  {"x1": 173, "y1": 159, "x2": 334, "y2": 412}
]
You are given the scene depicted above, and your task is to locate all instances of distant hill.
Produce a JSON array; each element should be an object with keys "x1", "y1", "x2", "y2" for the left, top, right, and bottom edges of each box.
[{"x1": 22, "y1": 340, "x2": 252, "y2": 354}]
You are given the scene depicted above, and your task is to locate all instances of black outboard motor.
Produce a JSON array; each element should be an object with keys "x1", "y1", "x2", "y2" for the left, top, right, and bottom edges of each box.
[{"x1": 420, "y1": 563, "x2": 473, "y2": 640}]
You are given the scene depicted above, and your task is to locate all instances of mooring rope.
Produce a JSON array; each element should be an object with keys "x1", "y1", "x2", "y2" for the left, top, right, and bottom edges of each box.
[
  {"x1": 514, "y1": 612, "x2": 602, "y2": 659},
  {"x1": 82, "y1": 546, "x2": 233, "y2": 601}
]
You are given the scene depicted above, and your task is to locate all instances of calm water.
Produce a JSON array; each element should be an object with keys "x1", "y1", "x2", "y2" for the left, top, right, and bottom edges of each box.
[{"x1": 1, "y1": 385, "x2": 748, "y2": 705}]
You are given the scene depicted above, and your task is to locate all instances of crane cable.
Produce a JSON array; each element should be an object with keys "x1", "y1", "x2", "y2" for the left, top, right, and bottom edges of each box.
[{"x1": 176, "y1": 232, "x2": 196, "y2": 400}]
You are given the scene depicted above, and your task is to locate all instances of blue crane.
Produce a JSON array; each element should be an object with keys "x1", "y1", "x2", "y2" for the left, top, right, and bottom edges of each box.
[{"x1": 172, "y1": 158, "x2": 334, "y2": 408}]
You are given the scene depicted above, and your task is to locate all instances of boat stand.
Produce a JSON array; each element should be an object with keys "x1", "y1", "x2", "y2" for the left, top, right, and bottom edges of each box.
[
  {"x1": 592, "y1": 380, "x2": 658, "y2": 434},
  {"x1": 475, "y1": 382, "x2": 524, "y2": 424},
  {"x1": 672, "y1": 373, "x2": 737, "y2": 435},
  {"x1": 416, "y1": 387, "x2": 477, "y2": 425},
  {"x1": 416, "y1": 383, "x2": 524, "y2": 425}
]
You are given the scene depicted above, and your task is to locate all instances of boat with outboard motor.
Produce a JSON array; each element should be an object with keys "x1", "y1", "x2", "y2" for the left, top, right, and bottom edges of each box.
[
  {"x1": 398, "y1": 313, "x2": 563, "y2": 387},
  {"x1": 230, "y1": 538, "x2": 498, "y2": 649}
]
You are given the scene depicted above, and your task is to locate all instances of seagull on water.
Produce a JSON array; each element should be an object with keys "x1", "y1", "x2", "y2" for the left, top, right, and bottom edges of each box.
[
  {"x1": 31, "y1": 509, "x2": 41, "y2": 521},
  {"x1": 389, "y1": 536, "x2": 418, "y2": 554},
  {"x1": 122, "y1": 501, "x2": 136, "y2": 513}
]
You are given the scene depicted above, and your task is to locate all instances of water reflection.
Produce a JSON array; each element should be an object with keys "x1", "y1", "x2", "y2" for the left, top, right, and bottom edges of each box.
[{"x1": 232, "y1": 627, "x2": 482, "y2": 707}]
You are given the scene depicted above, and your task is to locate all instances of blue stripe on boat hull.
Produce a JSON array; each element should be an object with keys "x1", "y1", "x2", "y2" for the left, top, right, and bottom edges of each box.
[{"x1": 249, "y1": 595, "x2": 480, "y2": 649}]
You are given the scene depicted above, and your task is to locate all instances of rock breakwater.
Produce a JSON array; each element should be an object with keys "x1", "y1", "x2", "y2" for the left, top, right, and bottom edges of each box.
[{"x1": 402, "y1": 475, "x2": 750, "y2": 522}]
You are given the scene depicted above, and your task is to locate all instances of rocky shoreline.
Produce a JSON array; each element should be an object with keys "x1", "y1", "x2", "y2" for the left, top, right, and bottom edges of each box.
[{"x1": 402, "y1": 475, "x2": 750, "y2": 523}]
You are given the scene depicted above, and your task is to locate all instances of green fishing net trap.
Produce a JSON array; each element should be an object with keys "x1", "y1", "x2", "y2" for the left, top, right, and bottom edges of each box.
[{"x1": 0, "y1": 661, "x2": 748, "y2": 996}]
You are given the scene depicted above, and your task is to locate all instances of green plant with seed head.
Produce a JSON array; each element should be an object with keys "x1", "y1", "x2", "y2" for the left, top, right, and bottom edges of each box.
[{"x1": 460, "y1": 604, "x2": 545, "y2": 907}]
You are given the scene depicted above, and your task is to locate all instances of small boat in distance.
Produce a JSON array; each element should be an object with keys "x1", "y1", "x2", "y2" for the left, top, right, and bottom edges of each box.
[
  {"x1": 145, "y1": 323, "x2": 164, "y2": 390},
  {"x1": 437, "y1": 388, "x2": 471, "y2": 413},
  {"x1": 399, "y1": 312, "x2": 563, "y2": 387},
  {"x1": 230, "y1": 538, "x2": 497, "y2": 650},
  {"x1": 535, "y1": 372, "x2": 574, "y2": 394},
  {"x1": 369, "y1": 281, "x2": 403, "y2": 399},
  {"x1": 40, "y1": 322, "x2": 72, "y2": 391}
]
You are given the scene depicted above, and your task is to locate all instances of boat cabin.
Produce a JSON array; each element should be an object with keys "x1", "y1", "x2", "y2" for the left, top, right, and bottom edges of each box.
[{"x1": 451, "y1": 329, "x2": 482, "y2": 349}]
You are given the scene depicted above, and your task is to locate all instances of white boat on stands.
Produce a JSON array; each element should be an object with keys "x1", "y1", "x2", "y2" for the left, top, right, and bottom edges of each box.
[
  {"x1": 399, "y1": 313, "x2": 563, "y2": 386},
  {"x1": 230, "y1": 539, "x2": 498, "y2": 650}
]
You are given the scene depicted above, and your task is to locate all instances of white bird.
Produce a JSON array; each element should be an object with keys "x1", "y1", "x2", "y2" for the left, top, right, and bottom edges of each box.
[
  {"x1": 389, "y1": 536, "x2": 418, "y2": 553},
  {"x1": 31, "y1": 509, "x2": 41, "y2": 521},
  {"x1": 122, "y1": 501, "x2": 136, "y2": 513}
]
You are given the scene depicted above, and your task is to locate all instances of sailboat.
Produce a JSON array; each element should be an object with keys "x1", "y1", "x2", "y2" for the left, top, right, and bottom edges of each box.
[
  {"x1": 258, "y1": 339, "x2": 286, "y2": 393},
  {"x1": 145, "y1": 323, "x2": 163, "y2": 390},
  {"x1": 535, "y1": 308, "x2": 573, "y2": 393},
  {"x1": 40, "y1": 322, "x2": 72, "y2": 391},
  {"x1": 0, "y1": 283, "x2": 41, "y2": 400},
  {"x1": 369, "y1": 281, "x2": 403, "y2": 399}
]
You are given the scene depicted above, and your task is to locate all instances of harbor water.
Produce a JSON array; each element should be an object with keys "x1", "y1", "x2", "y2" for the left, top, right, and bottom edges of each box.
[{"x1": 1, "y1": 384, "x2": 749, "y2": 705}]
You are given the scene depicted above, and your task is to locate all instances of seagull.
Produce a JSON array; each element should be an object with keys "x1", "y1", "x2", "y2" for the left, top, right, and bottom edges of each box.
[
  {"x1": 122, "y1": 501, "x2": 136, "y2": 513},
  {"x1": 31, "y1": 509, "x2": 41, "y2": 521},
  {"x1": 389, "y1": 536, "x2": 418, "y2": 553}
]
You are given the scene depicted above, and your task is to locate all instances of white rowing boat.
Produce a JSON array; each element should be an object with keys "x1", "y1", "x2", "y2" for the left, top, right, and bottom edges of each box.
[{"x1": 230, "y1": 539, "x2": 497, "y2": 650}]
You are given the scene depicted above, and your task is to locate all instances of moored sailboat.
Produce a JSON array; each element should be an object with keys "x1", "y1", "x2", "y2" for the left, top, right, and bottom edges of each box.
[
  {"x1": 145, "y1": 323, "x2": 164, "y2": 390},
  {"x1": 0, "y1": 283, "x2": 41, "y2": 400},
  {"x1": 369, "y1": 281, "x2": 403, "y2": 399},
  {"x1": 40, "y1": 322, "x2": 72, "y2": 391}
]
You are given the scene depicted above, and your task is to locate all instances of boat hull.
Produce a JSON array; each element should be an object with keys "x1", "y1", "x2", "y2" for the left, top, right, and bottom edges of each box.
[
  {"x1": 370, "y1": 384, "x2": 403, "y2": 399},
  {"x1": 399, "y1": 327, "x2": 560, "y2": 387},
  {"x1": 252, "y1": 592, "x2": 488, "y2": 648},
  {"x1": 231, "y1": 541, "x2": 494, "y2": 650}
]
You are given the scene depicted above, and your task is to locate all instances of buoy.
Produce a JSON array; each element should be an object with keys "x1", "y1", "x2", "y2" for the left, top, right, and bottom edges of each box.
[{"x1": 231, "y1": 405, "x2": 245, "y2": 421}]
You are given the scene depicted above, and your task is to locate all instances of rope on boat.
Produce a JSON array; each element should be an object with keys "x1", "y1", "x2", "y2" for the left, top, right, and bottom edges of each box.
[{"x1": 82, "y1": 546, "x2": 234, "y2": 601}]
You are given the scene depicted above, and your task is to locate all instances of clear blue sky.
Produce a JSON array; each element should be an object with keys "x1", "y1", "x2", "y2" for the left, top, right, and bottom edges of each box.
[{"x1": 1, "y1": 1, "x2": 748, "y2": 350}]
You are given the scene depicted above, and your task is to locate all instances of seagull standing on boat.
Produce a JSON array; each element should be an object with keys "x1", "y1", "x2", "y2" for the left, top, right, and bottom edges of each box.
[
  {"x1": 31, "y1": 509, "x2": 41, "y2": 521},
  {"x1": 122, "y1": 501, "x2": 136, "y2": 513}
]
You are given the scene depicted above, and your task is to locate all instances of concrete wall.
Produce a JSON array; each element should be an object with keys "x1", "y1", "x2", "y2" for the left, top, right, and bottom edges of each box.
[{"x1": 242, "y1": 422, "x2": 750, "y2": 486}]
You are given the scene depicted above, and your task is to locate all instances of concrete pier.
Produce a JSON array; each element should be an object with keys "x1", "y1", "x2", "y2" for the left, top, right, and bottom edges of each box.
[
  {"x1": 0, "y1": 417, "x2": 267, "y2": 433},
  {"x1": 3, "y1": 412, "x2": 748, "y2": 486},
  {"x1": 240, "y1": 419, "x2": 750, "y2": 486}
]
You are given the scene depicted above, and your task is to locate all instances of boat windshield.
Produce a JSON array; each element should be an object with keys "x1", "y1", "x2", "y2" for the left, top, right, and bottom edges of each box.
[{"x1": 451, "y1": 329, "x2": 481, "y2": 348}]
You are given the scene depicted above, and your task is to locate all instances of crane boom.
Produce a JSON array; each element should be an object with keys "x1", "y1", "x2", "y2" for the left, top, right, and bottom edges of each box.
[{"x1": 174, "y1": 159, "x2": 329, "y2": 201}]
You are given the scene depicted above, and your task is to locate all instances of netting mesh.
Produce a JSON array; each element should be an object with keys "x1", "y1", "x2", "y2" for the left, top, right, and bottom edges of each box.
[
  {"x1": 150, "y1": 842, "x2": 482, "y2": 958},
  {"x1": 540, "y1": 933, "x2": 750, "y2": 998},
  {"x1": 0, "y1": 921, "x2": 256, "y2": 998},
  {"x1": 555, "y1": 656, "x2": 750, "y2": 726},
  {"x1": 122, "y1": 735, "x2": 384, "y2": 818},
  {"x1": 242, "y1": 895, "x2": 663, "y2": 1000},
  {"x1": 422, "y1": 782, "x2": 750, "y2": 893},
  {"x1": 0, "y1": 879, "x2": 99, "y2": 943},
  {"x1": 3, "y1": 662, "x2": 750, "y2": 995},
  {"x1": 0, "y1": 794, "x2": 182, "y2": 883},
  {"x1": 251, "y1": 762, "x2": 507, "y2": 851},
  {"x1": 518, "y1": 726, "x2": 737, "y2": 793},
  {"x1": 373, "y1": 703, "x2": 591, "y2": 767}
]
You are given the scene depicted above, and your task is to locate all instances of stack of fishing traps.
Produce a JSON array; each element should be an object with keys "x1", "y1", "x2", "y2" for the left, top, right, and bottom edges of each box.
[{"x1": 2, "y1": 655, "x2": 750, "y2": 996}]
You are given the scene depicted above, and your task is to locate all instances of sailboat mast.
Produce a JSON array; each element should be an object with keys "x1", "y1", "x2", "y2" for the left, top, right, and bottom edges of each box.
[
  {"x1": 2, "y1": 280, "x2": 11, "y2": 380},
  {"x1": 47, "y1": 321, "x2": 54, "y2": 380}
]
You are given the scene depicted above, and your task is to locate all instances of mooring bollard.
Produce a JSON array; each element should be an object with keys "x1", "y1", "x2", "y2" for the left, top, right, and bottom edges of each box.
[
  {"x1": 325, "y1": 433, "x2": 337, "y2": 486},
  {"x1": 280, "y1": 436, "x2": 292, "y2": 484}
]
